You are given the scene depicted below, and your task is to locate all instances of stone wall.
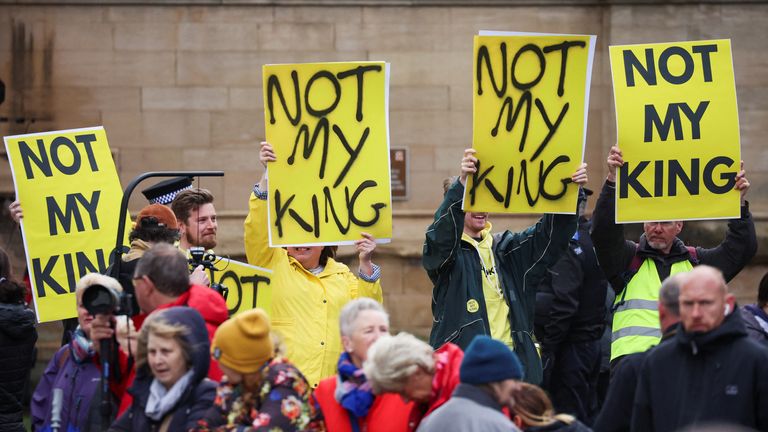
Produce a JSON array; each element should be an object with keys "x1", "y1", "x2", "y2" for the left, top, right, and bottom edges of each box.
[{"x1": 1, "y1": 2, "x2": 767, "y2": 342}]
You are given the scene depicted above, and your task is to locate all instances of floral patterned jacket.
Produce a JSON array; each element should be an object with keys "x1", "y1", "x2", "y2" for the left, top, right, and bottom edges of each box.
[{"x1": 194, "y1": 357, "x2": 311, "y2": 431}]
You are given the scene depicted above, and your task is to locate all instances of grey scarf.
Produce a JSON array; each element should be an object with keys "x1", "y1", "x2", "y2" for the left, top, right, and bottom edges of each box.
[{"x1": 145, "y1": 370, "x2": 194, "y2": 421}]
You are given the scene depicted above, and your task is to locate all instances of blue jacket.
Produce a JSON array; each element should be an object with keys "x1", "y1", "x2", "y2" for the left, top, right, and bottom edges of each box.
[{"x1": 109, "y1": 307, "x2": 216, "y2": 432}]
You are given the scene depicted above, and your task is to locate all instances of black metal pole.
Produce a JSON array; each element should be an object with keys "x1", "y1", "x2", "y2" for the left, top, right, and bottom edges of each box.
[{"x1": 108, "y1": 171, "x2": 224, "y2": 281}]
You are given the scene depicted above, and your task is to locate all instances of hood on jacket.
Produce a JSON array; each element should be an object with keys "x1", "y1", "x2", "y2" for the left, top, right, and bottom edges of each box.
[
  {"x1": 0, "y1": 303, "x2": 36, "y2": 339},
  {"x1": 150, "y1": 306, "x2": 211, "y2": 384},
  {"x1": 184, "y1": 284, "x2": 229, "y2": 327},
  {"x1": 676, "y1": 305, "x2": 748, "y2": 355}
]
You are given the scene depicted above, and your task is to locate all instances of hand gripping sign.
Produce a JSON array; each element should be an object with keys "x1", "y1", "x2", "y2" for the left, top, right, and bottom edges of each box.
[
  {"x1": 5, "y1": 126, "x2": 129, "y2": 322},
  {"x1": 466, "y1": 31, "x2": 596, "y2": 214},
  {"x1": 609, "y1": 39, "x2": 740, "y2": 223},
  {"x1": 262, "y1": 61, "x2": 392, "y2": 247}
]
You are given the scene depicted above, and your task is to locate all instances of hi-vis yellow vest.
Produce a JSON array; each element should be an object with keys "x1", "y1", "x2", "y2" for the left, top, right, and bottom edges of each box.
[{"x1": 611, "y1": 259, "x2": 693, "y2": 361}]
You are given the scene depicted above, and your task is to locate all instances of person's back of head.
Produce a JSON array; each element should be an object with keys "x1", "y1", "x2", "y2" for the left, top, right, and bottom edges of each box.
[
  {"x1": 363, "y1": 332, "x2": 435, "y2": 395},
  {"x1": 758, "y1": 272, "x2": 768, "y2": 309},
  {"x1": 659, "y1": 272, "x2": 684, "y2": 332},
  {"x1": 460, "y1": 335, "x2": 523, "y2": 408},
  {"x1": 510, "y1": 382, "x2": 575, "y2": 430},
  {"x1": 211, "y1": 309, "x2": 274, "y2": 384},
  {"x1": 135, "y1": 243, "x2": 190, "y2": 298},
  {"x1": 0, "y1": 247, "x2": 25, "y2": 305},
  {"x1": 442, "y1": 176, "x2": 459, "y2": 196},
  {"x1": 129, "y1": 204, "x2": 180, "y2": 244}
]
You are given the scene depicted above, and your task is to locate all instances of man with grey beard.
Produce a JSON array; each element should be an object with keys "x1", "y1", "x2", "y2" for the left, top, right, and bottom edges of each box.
[{"x1": 590, "y1": 146, "x2": 756, "y2": 368}]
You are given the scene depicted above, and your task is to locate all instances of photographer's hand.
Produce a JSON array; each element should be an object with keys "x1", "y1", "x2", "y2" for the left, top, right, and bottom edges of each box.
[
  {"x1": 90, "y1": 314, "x2": 115, "y2": 354},
  {"x1": 190, "y1": 265, "x2": 210, "y2": 287}
]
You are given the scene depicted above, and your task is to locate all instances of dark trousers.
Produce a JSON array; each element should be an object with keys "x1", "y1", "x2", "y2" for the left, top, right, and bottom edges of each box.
[{"x1": 542, "y1": 339, "x2": 601, "y2": 424}]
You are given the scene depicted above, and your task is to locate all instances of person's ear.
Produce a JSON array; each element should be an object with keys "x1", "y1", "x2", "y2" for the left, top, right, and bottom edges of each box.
[
  {"x1": 513, "y1": 415, "x2": 524, "y2": 429},
  {"x1": 725, "y1": 294, "x2": 736, "y2": 315},
  {"x1": 341, "y1": 335, "x2": 353, "y2": 353}
]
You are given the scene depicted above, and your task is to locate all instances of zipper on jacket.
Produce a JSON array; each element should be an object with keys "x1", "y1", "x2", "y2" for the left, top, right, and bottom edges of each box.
[{"x1": 443, "y1": 318, "x2": 485, "y2": 344}]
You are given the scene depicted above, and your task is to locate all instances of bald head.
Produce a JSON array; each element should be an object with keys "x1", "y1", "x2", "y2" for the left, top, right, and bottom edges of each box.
[{"x1": 678, "y1": 265, "x2": 734, "y2": 333}]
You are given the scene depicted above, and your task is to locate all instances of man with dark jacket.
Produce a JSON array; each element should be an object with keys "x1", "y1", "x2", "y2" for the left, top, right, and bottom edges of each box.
[
  {"x1": 423, "y1": 148, "x2": 588, "y2": 384},
  {"x1": 534, "y1": 187, "x2": 608, "y2": 423},
  {"x1": 631, "y1": 266, "x2": 768, "y2": 432},
  {"x1": 591, "y1": 146, "x2": 756, "y2": 366},
  {"x1": 593, "y1": 272, "x2": 683, "y2": 432}
]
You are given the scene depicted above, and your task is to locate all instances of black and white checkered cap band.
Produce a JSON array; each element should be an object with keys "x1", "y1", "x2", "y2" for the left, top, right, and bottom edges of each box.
[{"x1": 148, "y1": 185, "x2": 193, "y2": 205}]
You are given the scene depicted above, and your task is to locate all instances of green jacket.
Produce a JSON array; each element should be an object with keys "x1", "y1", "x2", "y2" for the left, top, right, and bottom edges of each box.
[{"x1": 422, "y1": 180, "x2": 577, "y2": 384}]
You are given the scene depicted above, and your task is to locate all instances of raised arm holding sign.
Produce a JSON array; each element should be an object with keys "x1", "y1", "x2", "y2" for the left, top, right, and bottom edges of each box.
[
  {"x1": 243, "y1": 142, "x2": 383, "y2": 388},
  {"x1": 244, "y1": 60, "x2": 390, "y2": 387},
  {"x1": 594, "y1": 39, "x2": 757, "y2": 366},
  {"x1": 466, "y1": 32, "x2": 596, "y2": 214},
  {"x1": 4, "y1": 127, "x2": 130, "y2": 323}
]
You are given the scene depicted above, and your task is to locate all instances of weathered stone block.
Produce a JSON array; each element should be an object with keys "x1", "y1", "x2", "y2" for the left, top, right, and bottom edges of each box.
[
  {"x1": 229, "y1": 87, "x2": 263, "y2": 110},
  {"x1": 52, "y1": 22, "x2": 113, "y2": 51},
  {"x1": 140, "y1": 111, "x2": 211, "y2": 149},
  {"x1": 390, "y1": 85, "x2": 449, "y2": 111},
  {"x1": 178, "y1": 22, "x2": 259, "y2": 51},
  {"x1": 106, "y1": 6, "x2": 183, "y2": 23},
  {"x1": 211, "y1": 110, "x2": 264, "y2": 146},
  {"x1": 142, "y1": 87, "x2": 228, "y2": 111},
  {"x1": 336, "y1": 23, "x2": 453, "y2": 52},
  {"x1": 275, "y1": 6, "x2": 361, "y2": 24},
  {"x1": 52, "y1": 51, "x2": 176, "y2": 87},
  {"x1": 114, "y1": 22, "x2": 178, "y2": 51},
  {"x1": 257, "y1": 23, "x2": 334, "y2": 51}
]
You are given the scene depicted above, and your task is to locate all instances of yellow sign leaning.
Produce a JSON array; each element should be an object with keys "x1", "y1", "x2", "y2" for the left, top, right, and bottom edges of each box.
[
  {"x1": 262, "y1": 61, "x2": 392, "y2": 247},
  {"x1": 467, "y1": 32, "x2": 596, "y2": 214},
  {"x1": 609, "y1": 39, "x2": 740, "y2": 223},
  {"x1": 214, "y1": 257, "x2": 273, "y2": 316},
  {"x1": 4, "y1": 126, "x2": 130, "y2": 322}
]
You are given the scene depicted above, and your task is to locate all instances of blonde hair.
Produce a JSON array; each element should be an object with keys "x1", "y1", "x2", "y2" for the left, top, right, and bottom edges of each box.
[
  {"x1": 363, "y1": 332, "x2": 435, "y2": 394},
  {"x1": 511, "y1": 382, "x2": 575, "y2": 428},
  {"x1": 135, "y1": 312, "x2": 191, "y2": 372}
]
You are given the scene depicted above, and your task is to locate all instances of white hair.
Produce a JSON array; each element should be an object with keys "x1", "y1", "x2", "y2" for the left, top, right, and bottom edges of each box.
[
  {"x1": 75, "y1": 273, "x2": 122, "y2": 298},
  {"x1": 363, "y1": 332, "x2": 435, "y2": 394},
  {"x1": 339, "y1": 297, "x2": 388, "y2": 337}
]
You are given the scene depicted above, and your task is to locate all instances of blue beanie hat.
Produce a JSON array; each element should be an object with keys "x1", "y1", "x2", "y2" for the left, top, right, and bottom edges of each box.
[{"x1": 459, "y1": 336, "x2": 523, "y2": 384}]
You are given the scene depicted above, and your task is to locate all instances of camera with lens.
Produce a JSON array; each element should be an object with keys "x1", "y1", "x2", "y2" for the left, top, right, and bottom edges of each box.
[
  {"x1": 188, "y1": 247, "x2": 229, "y2": 301},
  {"x1": 82, "y1": 284, "x2": 133, "y2": 316}
]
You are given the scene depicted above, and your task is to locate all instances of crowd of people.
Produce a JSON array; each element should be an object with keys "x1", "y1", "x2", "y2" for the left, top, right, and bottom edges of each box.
[{"x1": 0, "y1": 141, "x2": 766, "y2": 432}]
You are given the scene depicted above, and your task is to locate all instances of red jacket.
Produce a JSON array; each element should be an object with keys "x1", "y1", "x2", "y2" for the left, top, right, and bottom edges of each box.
[
  {"x1": 313, "y1": 376, "x2": 413, "y2": 432},
  {"x1": 409, "y1": 342, "x2": 463, "y2": 431}
]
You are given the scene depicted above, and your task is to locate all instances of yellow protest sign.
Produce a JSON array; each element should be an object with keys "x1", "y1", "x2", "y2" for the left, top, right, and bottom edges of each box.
[
  {"x1": 4, "y1": 126, "x2": 129, "y2": 322},
  {"x1": 467, "y1": 32, "x2": 596, "y2": 214},
  {"x1": 262, "y1": 61, "x2": 392, "y2": 246},
  {"x1": 214, "y1": 257, "x2": 273, "y2": 316},
  {"x1": 609, "y1": 40, "x2": 740, "y2": 223}
]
